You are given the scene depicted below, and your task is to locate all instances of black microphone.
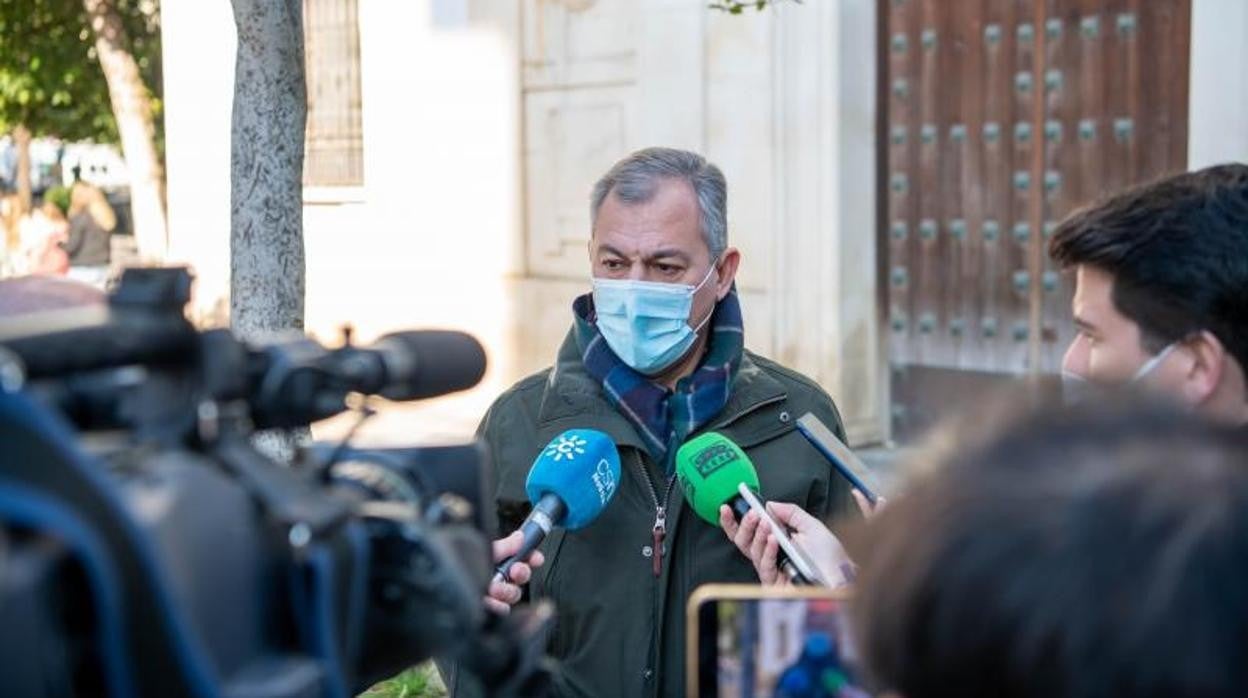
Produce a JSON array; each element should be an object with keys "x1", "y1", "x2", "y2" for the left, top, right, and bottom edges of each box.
[
  {"x1": 494, "y1": 430, "x2": 622, "y2": 583},
  {"x1": 366, "y1": 330, "x2": 487, "y2": 401},
  {"x1": 247, "y1": 330, "x2": 488, "y2": 428}
]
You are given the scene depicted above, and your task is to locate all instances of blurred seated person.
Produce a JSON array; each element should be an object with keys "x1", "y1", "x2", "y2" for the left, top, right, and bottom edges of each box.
[
  {"x1": 63, "y1": 167, "x2": 116, "y2": 288},
  {"x1": 14, "y1": 201, "x2": 70, "y2": 277},
  {"x1": 848, "y1": 403, "x2": 1248, "y2": 698}
]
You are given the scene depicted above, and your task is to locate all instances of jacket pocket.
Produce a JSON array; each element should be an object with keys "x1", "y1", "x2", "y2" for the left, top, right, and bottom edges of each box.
[
  {"x1": 711, "y1": 395, "x2": 796, "y2": 449},
  {"x1": 728, "y1": 421, "x2": 796, "y2": 449}
]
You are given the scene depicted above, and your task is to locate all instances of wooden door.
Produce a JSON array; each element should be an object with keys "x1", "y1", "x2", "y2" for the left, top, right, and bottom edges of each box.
[{"x1": 881, "y1": 0, "x2": 1190, "y2": 441}]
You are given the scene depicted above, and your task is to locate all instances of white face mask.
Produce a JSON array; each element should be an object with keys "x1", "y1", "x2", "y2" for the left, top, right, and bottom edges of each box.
[{"x1": 1061, "y1": 343, "x2": 1180, "y2": 406}]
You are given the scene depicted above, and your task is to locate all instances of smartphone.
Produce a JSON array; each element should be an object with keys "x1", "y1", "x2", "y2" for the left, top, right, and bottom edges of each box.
[
  {"x1": 795, "y1": 414, "x2": 880, "y2": 504},
  {"x1": 737, "y1": 483, "x2": 831, "y2": 587},
  {"x1": 687, "y1": 584, "x2": 873, "y2": 698}
]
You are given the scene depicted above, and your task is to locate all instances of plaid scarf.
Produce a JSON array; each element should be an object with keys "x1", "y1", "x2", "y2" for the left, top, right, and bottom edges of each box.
[{"x1": 573, "y1": 286, "x2": 744, "y2": 473}]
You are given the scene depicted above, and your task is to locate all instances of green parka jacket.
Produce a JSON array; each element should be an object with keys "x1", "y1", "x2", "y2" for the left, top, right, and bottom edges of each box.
[{"x1": 450, "y1": 329, "x2": 855, "y2": 698}]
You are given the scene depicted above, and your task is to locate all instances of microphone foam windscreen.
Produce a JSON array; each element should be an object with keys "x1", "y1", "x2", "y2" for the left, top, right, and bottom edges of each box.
[
  {"x1": 376, "y1": 330, "x2": 487, "y2": 401},
  {"x1": 525, "y1": 429, "x2": 621, "y2": 530},
  {"x1": 675, "y1": 432, "x2": 760, "y2": 524}
]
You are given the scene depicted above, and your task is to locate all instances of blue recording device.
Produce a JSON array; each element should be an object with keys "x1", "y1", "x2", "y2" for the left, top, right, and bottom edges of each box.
[{"x1": 495, "y1": 429, "x2": 621, "y2": 583}]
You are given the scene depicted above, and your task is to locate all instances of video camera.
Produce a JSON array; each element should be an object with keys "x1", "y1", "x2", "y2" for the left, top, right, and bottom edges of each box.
[{"x1": 0, "y1": 268, "x2": 553, "y2": 698}]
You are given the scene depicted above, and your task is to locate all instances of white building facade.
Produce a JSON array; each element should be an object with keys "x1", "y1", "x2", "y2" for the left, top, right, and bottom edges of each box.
[{"x1": 160, "y1": 0, "x2": 1247, "y2": 445}]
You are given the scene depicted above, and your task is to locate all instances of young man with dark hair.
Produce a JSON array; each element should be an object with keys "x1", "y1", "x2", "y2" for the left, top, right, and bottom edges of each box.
[
  {"x1": 1049, "y1": 163, "x2": 1248, "y2": 427},
  {"x1": 723, "y1": 166, "x2": 1248, "y2": 589},
  {"x1": 849, "y1": 404, "x2": 1248, "y2": 698}
]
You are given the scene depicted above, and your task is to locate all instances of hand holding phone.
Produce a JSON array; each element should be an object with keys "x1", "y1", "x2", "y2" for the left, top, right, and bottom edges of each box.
[
  {"x1": 729, "y1": 485, "x2": 856, "y2": 589},
  {"x1": 737, "y1": 484, "x2": 831, "y2": 586}
]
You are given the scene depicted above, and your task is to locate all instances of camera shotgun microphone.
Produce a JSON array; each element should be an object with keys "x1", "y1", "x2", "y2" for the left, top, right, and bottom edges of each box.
[
  {"x1": 675, "y1": 432, "x2": 829, "y2": 587},
  {"x1": 358, "y1": 330, "x2": 487, "y2": 402},
  {"x1": 243, "y1": 330, "x2": 488, "y2": 428},
  {"x1": 494, "y1": 429, "x2": 621, "y2": 584}
]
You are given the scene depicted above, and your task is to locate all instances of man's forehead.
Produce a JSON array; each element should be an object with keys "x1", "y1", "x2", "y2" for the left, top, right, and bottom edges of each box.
[
  {"x1": 595, "y1": 241, "x2": 692, "y2": 262},
  {"x1": 1074, "y1": 266, "x2": 1114, "y2": 306},
  {"x1": 1074, "y1": 265, "x2": 1132, "y2": 331},
  {"x1": 591, "y1": 232, "x2": 701, "y2": 259}
]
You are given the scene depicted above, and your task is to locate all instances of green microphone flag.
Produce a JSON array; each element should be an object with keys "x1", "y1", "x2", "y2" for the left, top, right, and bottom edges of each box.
[{"x1": 675, "y1": 431, "x2": 761, "y2": 524}]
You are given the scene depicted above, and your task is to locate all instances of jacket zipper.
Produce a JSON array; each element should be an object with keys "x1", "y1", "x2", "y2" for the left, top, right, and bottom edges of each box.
[
  {"x1": 634, "y1": 451, "x2": 678, "y2": 577},
  {"x1": 633, "y1": 394, "x2": 789, "y2": 578},
  {"x1": 633, "y1": 394, "x2": 793, "y2": 695}
]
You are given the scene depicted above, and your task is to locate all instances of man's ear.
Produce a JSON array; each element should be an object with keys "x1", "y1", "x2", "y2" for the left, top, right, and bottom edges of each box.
[
  {"x1": 715, "y1": 247, "x2": 741, "y2": 300},
  {"x1": 1181, "y1": 330, "x2": 1228, "y2": 405}
]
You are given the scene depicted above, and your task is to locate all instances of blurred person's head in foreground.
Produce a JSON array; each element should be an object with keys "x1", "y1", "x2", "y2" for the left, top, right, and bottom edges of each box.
[
  {"x1": 1049, "y1": 163, "x2": 1248, "y2": 425},
  {"x1": 849, "y1": 402, "x2": 1248, "y2": 698}
]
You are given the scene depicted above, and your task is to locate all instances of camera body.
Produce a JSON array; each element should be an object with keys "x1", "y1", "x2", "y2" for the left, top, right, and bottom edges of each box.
[{"x1": 0, "y1": 268, "x2": 549, "y2": 698}]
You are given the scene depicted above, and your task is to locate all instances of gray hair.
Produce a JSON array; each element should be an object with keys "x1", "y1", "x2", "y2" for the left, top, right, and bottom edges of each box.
[{"x1": 590, "y1": 147, "x2": 728, "y2": 258}]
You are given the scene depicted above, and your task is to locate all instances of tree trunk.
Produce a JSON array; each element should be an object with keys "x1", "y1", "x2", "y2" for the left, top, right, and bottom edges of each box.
[
  {"x1": 13, "y1": 124, "x2": 32, "y2": 212},
  {"x1": 84, "y1": 0, "x2": 168, "y2": 262},
  {"x1": 228, "y1": 0, "x2": 306, "y2": 340}
]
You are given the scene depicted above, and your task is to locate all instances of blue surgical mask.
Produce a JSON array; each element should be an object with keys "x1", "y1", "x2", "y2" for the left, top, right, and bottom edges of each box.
[
  {"x1": 591, "y1": 262, "x2": 718, "y2": 376},
  {"x1": 1061, "y1": 343, "x2": 1179, "y2": 406}
]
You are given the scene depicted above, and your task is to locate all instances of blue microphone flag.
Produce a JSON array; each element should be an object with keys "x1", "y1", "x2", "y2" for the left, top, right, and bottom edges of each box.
[{"x1": 525, "y1": 429, "x2": 621, "y2": 530}]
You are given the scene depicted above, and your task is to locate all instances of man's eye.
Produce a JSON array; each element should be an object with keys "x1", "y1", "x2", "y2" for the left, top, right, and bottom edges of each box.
[
  {"x1": 603, "y1": 259, "x2": 624, "y2": 270},
  {"x1": 656, "y1": 264, "x2": 681, "y2": 275}
]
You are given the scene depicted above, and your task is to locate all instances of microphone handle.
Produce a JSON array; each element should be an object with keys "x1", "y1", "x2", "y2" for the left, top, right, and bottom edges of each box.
[
  {"x1": 494, "y1": 494, "x2": 567, "y2": 584},
  {"x1": 728, "y1": 496, "x2": 813, "y2": 585},
  {"x1": 730, "y1": 497, "x2": 752, "y2": 520}
]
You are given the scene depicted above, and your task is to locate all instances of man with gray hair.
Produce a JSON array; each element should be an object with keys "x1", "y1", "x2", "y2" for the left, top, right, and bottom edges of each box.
[{"x1": 454, "y1": 147, "x2": 856, "y2": 697}]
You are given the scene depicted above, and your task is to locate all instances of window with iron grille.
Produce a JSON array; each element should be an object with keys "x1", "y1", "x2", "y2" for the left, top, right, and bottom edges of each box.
[{"x1": 303, "y1": 0, "x2": 363, "y2": 188}]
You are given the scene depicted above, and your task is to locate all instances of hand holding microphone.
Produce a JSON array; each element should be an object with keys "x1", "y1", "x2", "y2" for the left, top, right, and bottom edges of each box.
[
  {"x1": 486, "y1": 531, "x2": 545, "y2": 615},
  {"x1": 676, "y1": 432, "x2": 827, "y2": 586},
  {"x1": 714, "y1": 410, "x2": 890, "y2": 586},
  {"x1": 718, "y1": 411, "x2": 890, "y2": 586},
  {"x1": 487, "y1": 429, "x2": 621, "y2": 614}
]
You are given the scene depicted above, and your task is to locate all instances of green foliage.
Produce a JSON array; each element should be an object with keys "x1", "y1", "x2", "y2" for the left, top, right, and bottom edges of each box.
[
  {"x1": 708, "y1": 0, "x2": 801, "y2": 13},
  {"x1": 360, "y1": 664, "x2": 446, "y2": 698},
  {"x1": 0, "y1": 0, "x2": 162, "y2": 143}
]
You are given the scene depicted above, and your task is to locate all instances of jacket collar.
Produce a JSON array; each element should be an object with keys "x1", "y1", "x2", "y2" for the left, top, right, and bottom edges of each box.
[{"x1": 535, "y1": 328, "x2": 789, "y2": 452}]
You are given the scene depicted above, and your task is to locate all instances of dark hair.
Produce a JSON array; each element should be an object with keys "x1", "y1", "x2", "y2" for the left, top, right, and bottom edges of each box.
[
  {"x1": 1048, "y1": 164, "x2": 1248, "y2": 370},
  {"x1": 849, "y1": 403, "x2": 1248, "y2": 698}
]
